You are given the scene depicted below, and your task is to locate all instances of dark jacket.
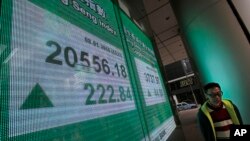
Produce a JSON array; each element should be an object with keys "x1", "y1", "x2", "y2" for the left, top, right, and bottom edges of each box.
[{"x1": 197, "y1": 99, "x2": 243, "y2": 141}]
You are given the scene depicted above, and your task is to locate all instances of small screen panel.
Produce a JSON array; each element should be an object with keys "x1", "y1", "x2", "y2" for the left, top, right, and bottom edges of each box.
[{"x1": 119, "y1": 10, "x2": 176, "y2": 141}]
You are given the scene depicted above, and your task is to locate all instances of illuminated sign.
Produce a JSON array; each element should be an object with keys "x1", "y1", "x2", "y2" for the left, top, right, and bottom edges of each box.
[
  {"x1": 0, "y1": 1, "x2": 146, "y2": 140},
  {"x1": 179, "y1": 77, "x2": 193, "y2": 88},
  {"x1": 8, "y1": 1, "x2": 135, "y2": 137},
  {"x1": 135, "y1": 58, "x2": 166, "y2": 106},
  {"x1": 0, "y1": 0, "x2": 175, "y2": 140},
  {"x1": 120, "y1": 10, "x2": 175, "y2": 141}
]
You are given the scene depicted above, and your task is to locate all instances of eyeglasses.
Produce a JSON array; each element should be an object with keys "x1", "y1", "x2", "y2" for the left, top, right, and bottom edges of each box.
[{"x1": 206, "y1": 91, "x2": 223, "y2": 98}]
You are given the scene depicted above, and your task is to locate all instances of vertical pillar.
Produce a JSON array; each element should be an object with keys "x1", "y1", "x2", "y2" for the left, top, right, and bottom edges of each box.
[{"x1": 171, "y1": 0, "x2": 250, "y2": 123}]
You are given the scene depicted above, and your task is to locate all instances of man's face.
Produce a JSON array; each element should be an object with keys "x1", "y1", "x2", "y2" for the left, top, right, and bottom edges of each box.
[{"x1": 206, "y1": 87, "x2": 222, "y2": 106}]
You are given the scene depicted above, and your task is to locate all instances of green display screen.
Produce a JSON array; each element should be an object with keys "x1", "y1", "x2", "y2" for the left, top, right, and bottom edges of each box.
[
  {"x1": 119, "y1": 10, "x2": 176, "y2": 141},
  {"x1": 0, "y1": 0, "x2": 175, "y2": 141}
]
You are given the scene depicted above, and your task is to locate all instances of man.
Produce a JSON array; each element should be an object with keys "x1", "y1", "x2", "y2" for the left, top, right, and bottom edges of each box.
[{"x1": 197, "y1": 82, "x2": 243, "y2": 141}]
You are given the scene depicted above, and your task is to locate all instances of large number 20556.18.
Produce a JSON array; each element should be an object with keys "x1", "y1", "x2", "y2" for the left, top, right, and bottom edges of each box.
[
  {"x1": 84, "y1": 83, "x2": 133, "y2": 105},
  {"x1": 45, "y1": 40, "x2": 127, "y2": 78}
]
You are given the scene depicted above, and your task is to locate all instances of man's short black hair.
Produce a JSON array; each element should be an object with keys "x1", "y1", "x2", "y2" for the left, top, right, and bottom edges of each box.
[{"x1": 203, "y1": 82, "x2": 221, "y2": 92}]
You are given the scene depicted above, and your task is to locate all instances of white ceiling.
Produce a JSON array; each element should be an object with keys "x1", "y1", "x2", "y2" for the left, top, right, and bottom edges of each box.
[{"x1": 121, "y1": 0, "x2": 188, "y2": 65}]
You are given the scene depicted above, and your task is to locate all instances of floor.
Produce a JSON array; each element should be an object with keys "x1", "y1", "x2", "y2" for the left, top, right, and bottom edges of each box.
[{"x1": 167, "y1": 107, "x2": 205, "y2": 141}]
